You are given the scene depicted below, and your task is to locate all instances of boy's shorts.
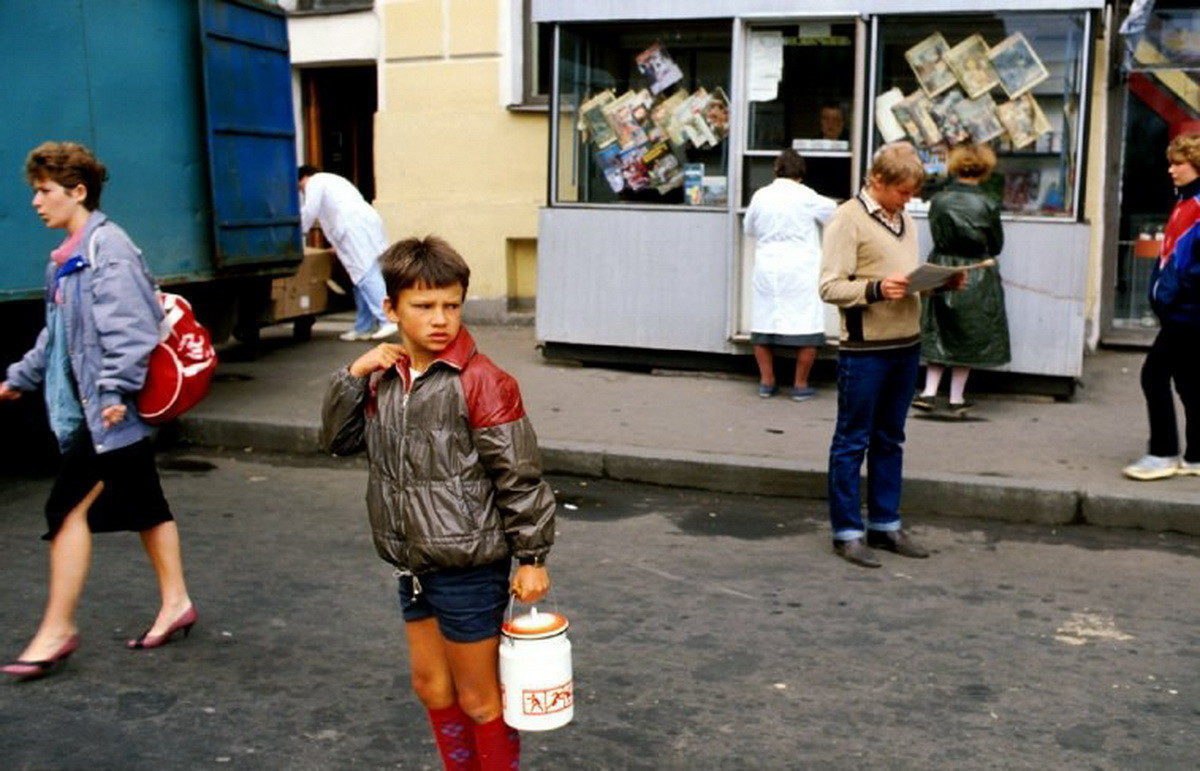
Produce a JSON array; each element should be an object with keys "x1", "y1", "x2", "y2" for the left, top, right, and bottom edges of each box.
[{"x1": 399, "y1": 559, "x2": 511, "y2": 643}]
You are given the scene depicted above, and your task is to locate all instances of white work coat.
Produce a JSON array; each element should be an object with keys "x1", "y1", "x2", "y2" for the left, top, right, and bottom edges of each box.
[
  {"x1": 743, "y1": 178, "x2": 838, "y2": 335},
  {"x1": 300, "y1": 172, "x2": 388, "y2": 285}
]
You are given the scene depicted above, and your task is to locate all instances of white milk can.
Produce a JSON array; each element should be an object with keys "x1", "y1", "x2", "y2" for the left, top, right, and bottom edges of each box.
[{"x1": 499, "y1": 606, "x2": 573, "y2": 731}]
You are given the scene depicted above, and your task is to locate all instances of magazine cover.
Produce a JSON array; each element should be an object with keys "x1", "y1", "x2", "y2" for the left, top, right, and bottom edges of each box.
[
  {"x1": 594, "y1": 144, "x2": 625, "y2": 193},
  {"x1": 989, "y1": 33, "x2": 1050, "y2": 99},
  {"x1": 945, "y1": 34, "x2": 1001, "y2": 99},
  {"x1": 651, "y1": 90, "x2": 688, "y2": 144},
  {"x1": 1002, "y1": 169, "x2": 1041, "y2": 212},
  {"x1": 874, "y1": 87, "x2": 908, "y2": 142},
  {"x1": 952, "y1": 93, "x2": 1005, "y2": 143},
  {"x1": 701, "y1": 175, "x2": 728, "y2": 206},
  {"x1": 618, "y1": 145, "x2": 651, "y2": 191},
  {"x1": 578, "y1": 90, "x2": 617, "y2": 148},
  {"x1": 683, "y1": 163, "x2": 705, "y2": 205},
  {"x1": 636, "y1": 42, "x2": 685, "y2": 96},
  {"x1": 929, "y1": 89, "x2": 972, "y2": 145},
  {"x1": 673, "y1": 88, "x2": 719, "y2": 148},
  {"x1": 603, "y1": 90, "x2": 652, "y2": 150},
  {"x1": 996, "y1": 93, "x2": 1051, "y2": 149},
  {"x1": 904, "y1": 33, "x2": 957, "y2": 97},
  {"x1": 641, "y1": 140, "x2": 684, "y2": 194},
  {"x1": 704, "y1": 87, "x2": 731, "y2": 142},
  {"x1": 891, "y1": 91, "x2": 942, "y2": 148}
]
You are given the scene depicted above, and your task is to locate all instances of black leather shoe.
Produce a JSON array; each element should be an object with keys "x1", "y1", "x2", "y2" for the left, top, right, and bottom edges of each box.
[
  {"x1": 866, "y1": 529, "x2": 929, "y2": 558},
  {"x1": 833, "y1": 538, "x2": 881, "y2": 568}
]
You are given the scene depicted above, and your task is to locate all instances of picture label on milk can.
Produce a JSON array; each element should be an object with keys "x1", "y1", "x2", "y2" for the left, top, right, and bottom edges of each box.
[{"x1": 522, "y1": 680, "x2": 573, "y2": 716}]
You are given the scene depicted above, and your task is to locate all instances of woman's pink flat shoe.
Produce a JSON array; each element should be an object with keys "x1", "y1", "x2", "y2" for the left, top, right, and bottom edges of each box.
[
  {"x1": 127, "y1": 606, "x2": 197, "y2": 650},
  {"x1": 2, "y1": 634, "x2": 80, "y2": 680}
]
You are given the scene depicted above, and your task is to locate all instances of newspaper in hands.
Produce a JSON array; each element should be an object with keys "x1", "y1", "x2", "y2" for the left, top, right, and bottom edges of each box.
[{"x1": 906, "y1": 258, "x2": 995, "y2": 294}]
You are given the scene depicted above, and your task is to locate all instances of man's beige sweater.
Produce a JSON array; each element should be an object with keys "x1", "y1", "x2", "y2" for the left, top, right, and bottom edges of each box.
[{"x1": 819, "y1": 195, "x2": 921, "y2": 351}]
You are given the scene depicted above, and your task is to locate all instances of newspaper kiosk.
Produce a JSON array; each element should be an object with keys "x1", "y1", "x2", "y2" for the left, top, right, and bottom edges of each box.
[{"x1": 533, "y1": 0, "x2": 1105, "y2": 386}]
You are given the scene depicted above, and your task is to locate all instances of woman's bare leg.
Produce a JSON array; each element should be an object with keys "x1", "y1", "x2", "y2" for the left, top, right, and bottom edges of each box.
[
  {"x1": 16, "y1": 482, "x2": 102, "y2": 661},
  {"x1": 921, "y1": 364, "x2": 944, "y2": 397},
  {"x1": 138, "y1": 521, "x2": 193, "y2": 636},
  {"x1": 793, "y1": 346, "x2": 817, "y2": 389},
  {"x1": 753, "y1": 345, "x2": 775, "y2": 388}
]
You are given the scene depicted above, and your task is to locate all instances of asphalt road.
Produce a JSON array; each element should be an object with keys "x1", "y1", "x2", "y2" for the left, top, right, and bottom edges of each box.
[{"x1": 1, "y1": 450, "x2": 1197, "y2": 770}]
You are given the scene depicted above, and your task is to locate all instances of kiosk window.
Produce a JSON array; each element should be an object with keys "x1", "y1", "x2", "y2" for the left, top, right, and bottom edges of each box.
[
  {"x1": 554, "y1": 22, "x2": 732, "y2": 207},
  {"x1": 872, "y1": 13, "x2": 1089, "y2": 218}
]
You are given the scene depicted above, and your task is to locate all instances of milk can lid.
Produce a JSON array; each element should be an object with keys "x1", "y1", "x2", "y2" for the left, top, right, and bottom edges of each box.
[{"x1": 502, "y1": 610, "x2": 569, "y2": 639}]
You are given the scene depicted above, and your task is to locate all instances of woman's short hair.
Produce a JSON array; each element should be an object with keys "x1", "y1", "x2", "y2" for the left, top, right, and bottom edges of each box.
[
  {"x1": 379, "y1": 235, "x2": 471, "y2": 301},
  {"x1": 1166, "y1": 133, "x2": 1200, "y2": 171},
  {"x1": 947, "y1": 144, "x2": 997, "y2": 180},
  {"x1": 869, "y1": 141, "x2": 924, "y2": 188},
  {"x1": 773, "y1": 149, "x2": 806, "y2": 180},
  {"x1": 25, "y1": 141, "x2": 108, "y2": 211}
]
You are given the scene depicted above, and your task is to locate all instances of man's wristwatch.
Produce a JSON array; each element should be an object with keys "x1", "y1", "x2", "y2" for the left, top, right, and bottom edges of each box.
[{"x1": 518, "y1": 555, "x2": 546, "y2": 567}]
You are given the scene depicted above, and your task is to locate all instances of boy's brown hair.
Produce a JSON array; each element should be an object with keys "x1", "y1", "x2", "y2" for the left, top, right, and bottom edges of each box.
[
  {"x1": 25, "y1": 141, "x2": 108, "y2": 211},
  {"x1": 379, "y1": 235, "x2": 471, "y2": 300}
]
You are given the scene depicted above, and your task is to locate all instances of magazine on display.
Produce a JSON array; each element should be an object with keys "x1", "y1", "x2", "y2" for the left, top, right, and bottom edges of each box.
[
  {"x1": 989, "y1": 33, "x2": 1050, "y2": 99},
  {"x1": 892, "y1": 90, "x2": 942, "y2": 148},
  {"x1": 704, "y1": 87, "x2": 731, "y2": 143},
  {"x1": 952, "y1": 93, "x2": 1005, "y2": 143},
  {"x1": 603, "y1": 89, "x2": 653, "y2": 150},
  {"x1": 674, "y1": 88, "x2": 719, "y2": 148},
  {"x1": 996, "y1": 93, "x2": 1051, "y2": 149},
  {"x1": 929, "y1": 89, "x2": 972, "y2": 145},
  {"x1": 1002, "y1": 169, "x2": 1041, "y2": 212},
  {"x1": 618, "y1": 145, "x2": 651, "y2": 191},
  {"x1": 945, "y1": 34, "x2": 1001, "y2": 99},
  {"x1": 578, "y1": 90, "x2": 617, "y2": 148},
  {"x1": 650, "y1": 90, "x2": 688, "y2": 142},
  {"x1": 874, "y1": 87, "x2": 908, "y2": 142},
  {"x1": 701, "y1": 175, "x2": 727, "y2": 206},
  {"x1": 642, "y1": 140, "x2": 684, "y2": 193},
  {"x1": 595, "y1": 144, "x2": 625, "y2": 193},
  {"x1": 636, "y1": 42, "x2": 685, "y2": 96},
  {"x1": 683, "y1": 163, "x2": 705, "y2": 205},
  {"x1": 905, "y1": 33, "x2": 958, "y2": 97}
]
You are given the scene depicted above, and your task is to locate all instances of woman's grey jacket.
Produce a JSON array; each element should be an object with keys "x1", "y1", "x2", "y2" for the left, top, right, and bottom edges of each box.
[
  {"x1": 320, "y1": 327, "x2": 556, "y2": 573},
  {"x1": 4, "y1": 211, "x2": 162, "y2": 454}
]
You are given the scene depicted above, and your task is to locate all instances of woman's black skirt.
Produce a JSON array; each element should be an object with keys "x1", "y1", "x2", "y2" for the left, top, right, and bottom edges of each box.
[{"x1": 43, "y1": 436, "x2": 173, "y2": 540}]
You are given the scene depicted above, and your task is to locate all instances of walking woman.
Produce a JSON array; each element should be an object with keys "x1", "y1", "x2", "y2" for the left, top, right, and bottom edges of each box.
[
  {"x1": 1, "y1": 142, "x2": 196, "y2": 680},
  {"x1": 744, "y1": 148, "x2": 838, "y2": 401},
  {"x1": 914, "y1": 143, "x2": 1010, "y2": 417}
]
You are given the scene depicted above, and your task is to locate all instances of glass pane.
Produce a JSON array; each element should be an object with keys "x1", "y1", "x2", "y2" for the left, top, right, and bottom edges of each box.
[
  {"x1": 873, "y1": 13, "x2": 1087, "y2": 218},
  {"x1": 1134, "y1": 6, "x2": 1200, "y2": 69},
  {"x1": 554, "y1": 21, "x2": 732, "y2": 206}
]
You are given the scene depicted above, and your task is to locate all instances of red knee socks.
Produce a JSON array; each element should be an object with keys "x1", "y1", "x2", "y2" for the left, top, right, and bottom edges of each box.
[
  {"x1": 427, "y1": 704, "x2": 479, "y2": 771},
  {"x1": 473, "y1": 716, "x2": 520, "y2": 771}
]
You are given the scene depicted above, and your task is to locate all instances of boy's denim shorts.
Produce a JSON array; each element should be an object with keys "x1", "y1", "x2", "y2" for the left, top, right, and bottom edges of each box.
[{"x1": 399, "y1": 559, "x2": 511, "y2": 643}]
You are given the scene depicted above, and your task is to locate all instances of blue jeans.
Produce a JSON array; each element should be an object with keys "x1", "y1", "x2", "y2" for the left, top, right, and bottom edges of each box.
[
  {"x1": 353, "y1": 264, "x2": 390, "y2": 333},
  {"x1": 827, "y1": 345, "x2": 919, "y2": 541}
]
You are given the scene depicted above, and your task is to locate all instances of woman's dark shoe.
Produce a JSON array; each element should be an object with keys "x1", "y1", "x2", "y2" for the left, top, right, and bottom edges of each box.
[
  {"x1": 947, "y1": 400, "x2": 975, "y2": 418},
  {"x1": 911, "y1": 394, "x2": 936, "y2": 411},
  {"x1": 2, "y1": 634, "x2": 80, "y2": 680},
  {"x1": 758, "y1": 383, "x2": 779, "y2": 398},
  {"x1": 127, "y1": 606, "x2": 197, "y2": 650}
]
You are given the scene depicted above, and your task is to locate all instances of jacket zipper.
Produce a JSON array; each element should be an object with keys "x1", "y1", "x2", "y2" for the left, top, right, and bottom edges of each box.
[{"x1": 398, "y1": 380, "x2": 411, "y2": 574}]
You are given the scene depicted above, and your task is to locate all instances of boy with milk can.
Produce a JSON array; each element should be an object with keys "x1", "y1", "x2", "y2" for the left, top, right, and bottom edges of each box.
[{"x1": 321, "y1": 235, "x2": 556, "y2": 770}]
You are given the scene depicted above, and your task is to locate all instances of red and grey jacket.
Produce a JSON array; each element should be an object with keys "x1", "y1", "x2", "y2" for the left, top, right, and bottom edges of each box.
[
  {"x1": 1150, "y1": 177, "x2": 1200, "y2": 327},
  {"x1": 321, "y1": 326, "x2": 556, "y2": 573}
]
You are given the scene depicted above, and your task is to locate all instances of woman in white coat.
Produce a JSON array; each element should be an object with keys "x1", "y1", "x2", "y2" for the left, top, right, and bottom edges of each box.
[{"x1": 744, "y1": 149, "x2": 838, "y2": 400}]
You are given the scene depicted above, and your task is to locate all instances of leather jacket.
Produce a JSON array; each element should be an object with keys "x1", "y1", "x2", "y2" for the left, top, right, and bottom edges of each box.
[{"x1": 321, "y1": 327, "x2": 556, "y2": 573}]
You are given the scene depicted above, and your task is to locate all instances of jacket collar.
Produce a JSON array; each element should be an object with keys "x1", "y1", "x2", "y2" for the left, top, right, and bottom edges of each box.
[
  {"x1": 1178, "y1": 177, "x2": 1200, "y2": 201},
  {"x1": 386, "y1": 326, "x2": 477, "y2": 385},
  {"x1": 77, "y1": 210, "x2": 109, "y2": 264}
]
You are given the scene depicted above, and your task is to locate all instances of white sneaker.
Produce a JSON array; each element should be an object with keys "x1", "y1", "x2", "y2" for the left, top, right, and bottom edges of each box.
[
  {"x1": 1178, "y1": 460, "x2": 1200, "y2": 476},
  {"x1": 338, "y1": 329, "x2": 374, "y2": 342},
  {"x1": 369, "y1": 322, "x2": 398, "y2": 340},
  {"x1": 1122, "y1": 454, "x2": 1180, "y2": 481}
]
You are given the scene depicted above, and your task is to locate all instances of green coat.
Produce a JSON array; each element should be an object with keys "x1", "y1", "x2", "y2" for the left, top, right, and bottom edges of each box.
[{"x1": 920, "y1": 181, "x2": 1011, "y2": 367}]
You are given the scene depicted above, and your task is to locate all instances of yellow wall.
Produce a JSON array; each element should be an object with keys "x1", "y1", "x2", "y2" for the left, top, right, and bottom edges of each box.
[{"x1": 376, "y1": 0, "x2": 546, "y2": 314}]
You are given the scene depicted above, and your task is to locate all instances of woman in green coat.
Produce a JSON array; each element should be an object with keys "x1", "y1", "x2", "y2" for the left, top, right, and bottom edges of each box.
[{"x1": 913, "y1": 144, "x2": 1010, "y2": 416}]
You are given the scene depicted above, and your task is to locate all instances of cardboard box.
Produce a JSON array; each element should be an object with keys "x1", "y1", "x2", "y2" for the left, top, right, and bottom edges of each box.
[{"x1": 271, "y1": 247, "x2": 334, "y2": 320}]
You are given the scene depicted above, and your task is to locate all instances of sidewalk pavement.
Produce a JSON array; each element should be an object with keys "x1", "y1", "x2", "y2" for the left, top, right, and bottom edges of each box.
[{"x1": 177, "y1": 315, "x2": 1200, "y2": 536}]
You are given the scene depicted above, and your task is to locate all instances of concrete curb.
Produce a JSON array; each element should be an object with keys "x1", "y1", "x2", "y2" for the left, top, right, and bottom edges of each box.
[{"x1": 175, "y1": 415, "x2": 1199, "y2": 536}]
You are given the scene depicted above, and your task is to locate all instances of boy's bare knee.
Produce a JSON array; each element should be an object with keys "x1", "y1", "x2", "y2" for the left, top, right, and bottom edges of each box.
[
  {"x1": 410, "y1": 669, "x2": 454, "y2": 709},
  {"x1": 455, "y1": 687, "x2": 501, "y2": 723}
]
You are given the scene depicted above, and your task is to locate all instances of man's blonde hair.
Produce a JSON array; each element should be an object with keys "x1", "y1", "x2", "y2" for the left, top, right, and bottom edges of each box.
[
  {"x1": 869, "y1": 141, "x2": 924, "y2": 188},
  {"x1": 1166, "y1": 133, "x2": 1200, "y2": 171}
]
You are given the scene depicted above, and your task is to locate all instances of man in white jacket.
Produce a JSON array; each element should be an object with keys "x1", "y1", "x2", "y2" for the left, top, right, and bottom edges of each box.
[{"x1": 299, "y1": 166, "x2": 397, "y2": 341}]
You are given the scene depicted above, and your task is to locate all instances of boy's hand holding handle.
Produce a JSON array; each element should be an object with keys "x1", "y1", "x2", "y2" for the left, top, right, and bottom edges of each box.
[
  {"x1": 0, "y1": 382, "x2": 21, "y2": 401},
  {"x1": 349, "y1": 343, "x2": 406, "y2": 378},
  {"x1": 511, "y1": 565, "x2": 550, "y2": 604}
]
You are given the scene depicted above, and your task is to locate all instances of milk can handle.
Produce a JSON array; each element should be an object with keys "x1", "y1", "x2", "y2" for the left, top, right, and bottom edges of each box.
[{"x1": 504, "y1": 591, "x2": 562, "y2": 626}]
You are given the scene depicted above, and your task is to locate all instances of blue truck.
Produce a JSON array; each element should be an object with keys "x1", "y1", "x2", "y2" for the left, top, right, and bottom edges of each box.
[{"x1": 0, "y1": 0, "x2": 304, "y2": 347}]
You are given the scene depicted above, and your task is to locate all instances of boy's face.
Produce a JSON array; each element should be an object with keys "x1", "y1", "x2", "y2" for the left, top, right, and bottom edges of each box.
[
  {"x1": 384, "y1": 282, "x2": 464, "y2": 364},
  {"x1": 1168, "y1": 155, "x2": 1199, "y2": 188}
]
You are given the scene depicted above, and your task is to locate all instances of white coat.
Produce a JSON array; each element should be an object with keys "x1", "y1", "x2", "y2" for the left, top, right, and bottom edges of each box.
[
  {"x1": 300, "y1": 172, "x2": 388, "y2": 285},
  {"x1": 743, "y1": 178, "x2": 838, "y2": 336}
]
